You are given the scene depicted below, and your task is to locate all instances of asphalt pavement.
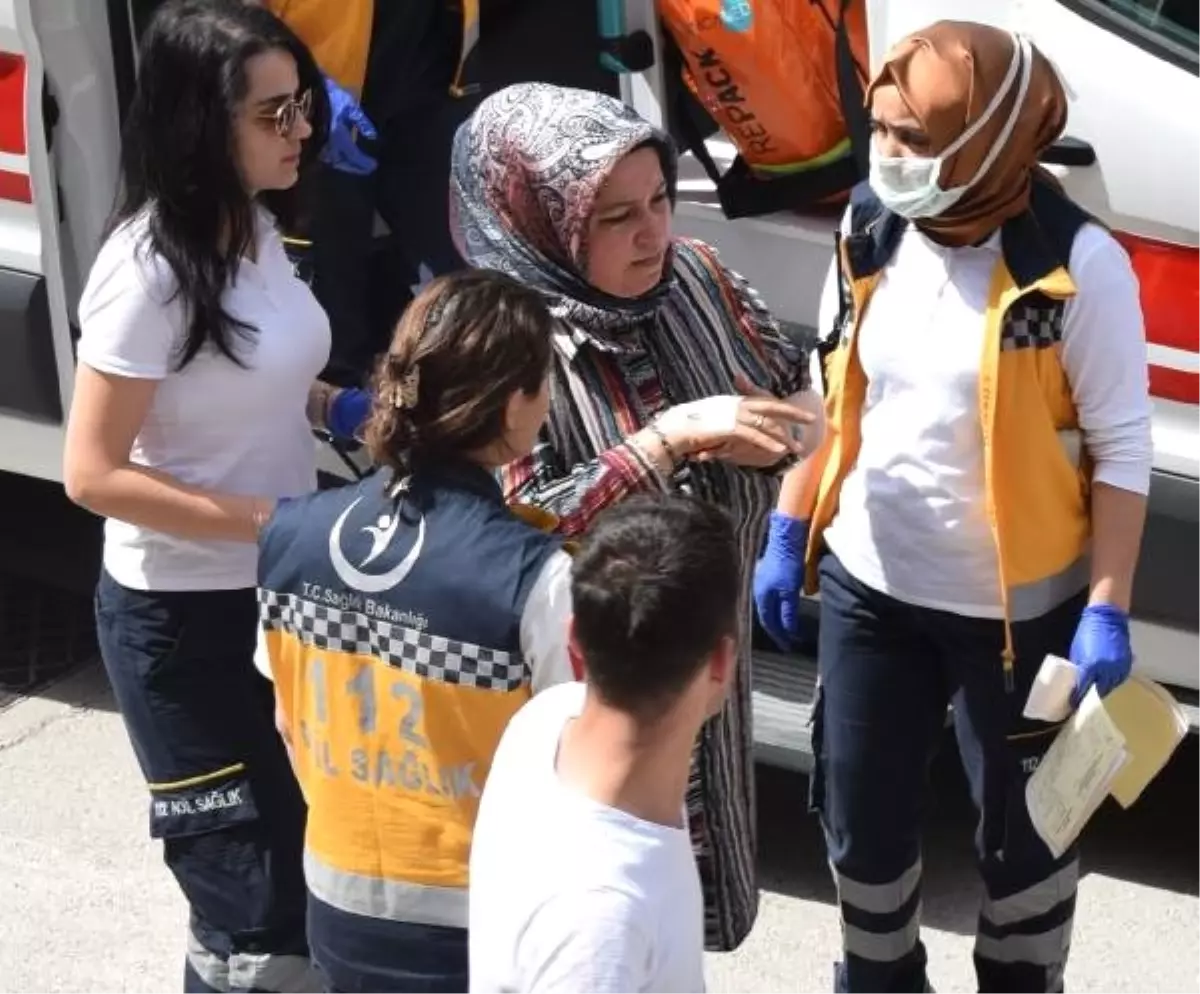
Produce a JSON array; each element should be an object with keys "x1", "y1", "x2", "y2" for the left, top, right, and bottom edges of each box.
[{"x1": 0, "y1": 663, "x2": 1196, "y2": 993}]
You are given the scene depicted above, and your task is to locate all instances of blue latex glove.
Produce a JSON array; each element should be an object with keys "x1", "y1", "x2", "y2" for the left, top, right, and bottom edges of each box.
[
  {"x1": 321, "y1": 76, "x2": 378, "y2": 176},
  {"x1": 753, "y1": 511, "x2": 811, "y2": 651},
  {"x1": 326, "y1": 387, "x2": 372, "y2": 441},
  {"x1": 1069, "y1": 603, "x2": 1134, "y2": 707}
]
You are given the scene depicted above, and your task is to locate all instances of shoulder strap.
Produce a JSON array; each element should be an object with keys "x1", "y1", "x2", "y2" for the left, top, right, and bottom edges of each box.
[{"x1": 833, "y1": 0, "x2": 871, "y2": 180}]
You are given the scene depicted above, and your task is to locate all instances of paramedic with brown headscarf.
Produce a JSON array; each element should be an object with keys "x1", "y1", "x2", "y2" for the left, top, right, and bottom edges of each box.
[{"x1": 756, "y1": 20, "x2": 1153, "y2": 993}]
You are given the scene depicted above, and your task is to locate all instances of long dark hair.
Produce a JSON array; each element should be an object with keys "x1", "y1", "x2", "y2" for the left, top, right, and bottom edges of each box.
[
  {"x1": 109, "y1": 0, "x2": 328, "y2": 370},
  {"x1": 364, "y1": 271, "x2": 554, "y2": 479}
]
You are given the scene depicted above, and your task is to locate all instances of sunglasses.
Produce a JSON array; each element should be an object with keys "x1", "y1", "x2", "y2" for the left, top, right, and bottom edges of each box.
[{"x1": 255, "y1": 89, "x2": 313, "y2": 138}]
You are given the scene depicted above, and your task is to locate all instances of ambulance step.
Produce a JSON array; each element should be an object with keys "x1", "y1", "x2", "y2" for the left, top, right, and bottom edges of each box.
[
  {"x1": 748, "y1": 655, "x2": 1200, "y2": 767},
  {"x1": 750, "y1": 649, "x2": 819, "y2": 774}
]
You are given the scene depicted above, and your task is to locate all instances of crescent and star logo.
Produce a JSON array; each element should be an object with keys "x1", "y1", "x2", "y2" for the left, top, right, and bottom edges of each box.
[{"x1": 328, "y1": 497, "x2": 425, "y2": 594}]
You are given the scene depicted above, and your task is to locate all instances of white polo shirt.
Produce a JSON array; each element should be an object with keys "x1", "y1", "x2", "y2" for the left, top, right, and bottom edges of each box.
[{"x1": 77, "y1": 206, "x2": 331, "y2": 592}]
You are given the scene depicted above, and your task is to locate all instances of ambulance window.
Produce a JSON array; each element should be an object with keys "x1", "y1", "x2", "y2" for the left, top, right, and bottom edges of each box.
[{"x1": 1065, "y1": 0, "x2": 1198, "y2": 74}]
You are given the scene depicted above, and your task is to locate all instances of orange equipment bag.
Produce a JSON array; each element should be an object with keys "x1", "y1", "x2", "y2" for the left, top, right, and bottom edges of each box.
[{"x1": 657, "y1": 0, "x2": 871, "y2": 218}]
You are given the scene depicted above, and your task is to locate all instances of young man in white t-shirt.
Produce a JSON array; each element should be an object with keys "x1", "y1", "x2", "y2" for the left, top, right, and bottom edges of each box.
[{"x1": 469, "y1": 494, "x2": 742, "y2": 994}]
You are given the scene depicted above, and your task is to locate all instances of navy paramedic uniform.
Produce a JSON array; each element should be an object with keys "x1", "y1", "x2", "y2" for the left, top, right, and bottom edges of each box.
[
  {"x1": 806, "y1": 179, "x2": 1107, "y2": 993},
  {"x1": 257, "y1": 459, "x2": 574, "y2": 992}
]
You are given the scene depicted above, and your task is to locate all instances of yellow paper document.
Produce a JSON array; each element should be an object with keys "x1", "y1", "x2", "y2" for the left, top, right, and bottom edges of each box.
[{"x1": 1102, "y1": 676, "x2": 1188, "y2": 808}]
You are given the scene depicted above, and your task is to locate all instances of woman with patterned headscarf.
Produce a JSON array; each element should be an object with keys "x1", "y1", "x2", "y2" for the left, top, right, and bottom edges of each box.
[
  {"x1": 763, "y1": 21, "x2": 1152, "y2": 993},
  {"x1": 450, "y1": 81, "x2": 825, "y2": 953}
]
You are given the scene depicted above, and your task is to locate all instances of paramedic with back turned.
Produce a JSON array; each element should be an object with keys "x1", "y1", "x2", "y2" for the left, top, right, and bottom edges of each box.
[
  {"x1": 754, "y1": 20, "x2": 1154, "y2": 994},
  {"x1": 257, "y1": 271, "x2": 576, "y2": 992}
]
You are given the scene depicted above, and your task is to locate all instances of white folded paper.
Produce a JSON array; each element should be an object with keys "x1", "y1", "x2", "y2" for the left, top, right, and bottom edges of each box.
[
  {"x1": 1026, "y1": 686, "x2": 1128, "y2": 859},
  {"x1": 1023, "y1": 654, "x2": 1080, "y2": 723}
]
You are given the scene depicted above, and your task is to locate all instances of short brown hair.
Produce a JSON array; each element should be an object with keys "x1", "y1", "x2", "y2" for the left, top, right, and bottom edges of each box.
[{"x1": 364, "y1": 270, "x2": 554, "y2": 477}]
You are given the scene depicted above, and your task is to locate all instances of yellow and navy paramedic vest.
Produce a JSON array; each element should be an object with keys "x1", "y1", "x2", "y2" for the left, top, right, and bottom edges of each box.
[
  {"x1": 265, "y1": 0, "x2": 479, "y2": 98},
  {"x1": 805, "y1": 177, "x2": 1095, "y2": 675},
  {"x1": 258, "y1": 460, "x2": 562, "y2": 929}
]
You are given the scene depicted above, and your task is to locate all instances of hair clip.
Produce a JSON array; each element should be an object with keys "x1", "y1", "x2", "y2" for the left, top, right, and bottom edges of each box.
[{"x1": 394, "y1": 366, "x2": 420, "y2": 410}]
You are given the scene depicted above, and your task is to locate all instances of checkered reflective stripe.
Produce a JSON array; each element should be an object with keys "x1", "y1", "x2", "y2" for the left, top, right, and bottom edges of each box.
[
  {"x1": 1000, "y1": 300, "x2": 1064, "y2": 351},
  {"x1": 258, "y1": 590, "x2": 527, "y2": 692}
]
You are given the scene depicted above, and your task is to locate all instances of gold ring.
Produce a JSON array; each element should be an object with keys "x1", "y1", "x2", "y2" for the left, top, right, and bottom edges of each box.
[{"x1": 753, "y1": 413, "x2": 765, "y2": 430}]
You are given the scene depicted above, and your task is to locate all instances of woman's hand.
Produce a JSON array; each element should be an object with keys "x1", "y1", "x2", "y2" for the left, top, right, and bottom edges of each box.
[
  {"x1": 322, "y1": 75, "x2": 378, "y2": 176},
  {"x1": 754, "y1": 511, "x2": 813, "y2": 651},
  {"x1": 64, "y1": 365, "x2": 276, "y2": 543},
  {"x1": 659, "y1": 388, "x2": 814, "y2": 470}
]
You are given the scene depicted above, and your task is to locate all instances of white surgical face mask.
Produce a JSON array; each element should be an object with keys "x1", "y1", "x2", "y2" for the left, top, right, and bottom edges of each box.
[{"x1": 869, "y1": 33, "x2": 1034, "y2": 220}]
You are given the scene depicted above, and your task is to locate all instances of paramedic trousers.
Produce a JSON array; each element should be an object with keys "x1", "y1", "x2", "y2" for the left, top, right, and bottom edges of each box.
[
  {"x1": 811, "y1": 554, "x2": 1085, "y2": 994},
  {"x1": 307, "y1": 894, "x2": 469, "y2": 993},
  {"x1": 95, "y1": 572, "x2": 315, "y2": 993}
]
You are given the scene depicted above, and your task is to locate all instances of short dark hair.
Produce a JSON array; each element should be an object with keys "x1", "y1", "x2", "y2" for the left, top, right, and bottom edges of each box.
[
  {"x1": 364, "y1": 270, "x2": 554, "y2": 477},
  {"x1": 570, "y1": 495, "x2": 740, "y2": 717}
]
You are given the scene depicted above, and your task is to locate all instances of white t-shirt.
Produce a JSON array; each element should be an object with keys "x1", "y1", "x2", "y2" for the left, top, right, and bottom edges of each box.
[
  {"x1": 77, "y1": 207, "x2": 331, "y2": 592},
  {"x1": 469, "y1": 682, "x2": 706, "y2": 994},
  {"x1": 820, "y1": 220, "x2": 1153, "y2": 617}
]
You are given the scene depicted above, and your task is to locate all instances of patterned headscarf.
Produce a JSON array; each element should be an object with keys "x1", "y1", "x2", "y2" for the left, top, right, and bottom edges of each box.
[{"x1": 450, "y1": 82, "x2": 679, "y2": 335}]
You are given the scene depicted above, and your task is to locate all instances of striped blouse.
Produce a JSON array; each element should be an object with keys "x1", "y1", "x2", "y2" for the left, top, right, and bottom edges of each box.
[{"x1": 501, "y1": 237, "x2": 810, "y2": 952}]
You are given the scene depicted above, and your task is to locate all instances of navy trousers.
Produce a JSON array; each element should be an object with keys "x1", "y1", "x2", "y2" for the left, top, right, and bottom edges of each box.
[
  {"x1": 811, "y1": 553, "x2": 1084, "y2": 993},
  {"x1": 308, "y1": 895, "x2": 469, "y2": 993},
  {"x1": 95, "y1": 572, "x2": 314, "y2": 992}
]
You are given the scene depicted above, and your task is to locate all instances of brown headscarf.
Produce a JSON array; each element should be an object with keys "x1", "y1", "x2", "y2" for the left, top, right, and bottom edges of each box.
[{"x1": 866, "y1": 20, "x2": 1068, "y2": 245}]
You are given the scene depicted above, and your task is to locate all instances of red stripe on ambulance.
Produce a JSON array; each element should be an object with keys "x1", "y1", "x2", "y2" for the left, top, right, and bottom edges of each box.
[
  {"x1": 1116, "y1": 231, "x2": 1199, "y2": 405},
  {"x1": 0, "y1": 50, "x2": 30, "y2": 204}
]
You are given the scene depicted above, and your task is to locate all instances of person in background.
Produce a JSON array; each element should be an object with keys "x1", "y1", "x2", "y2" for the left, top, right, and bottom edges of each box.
[
  {"x1": 260, "y1": 0, "x2": 481, "y2": 387},
  {"x1": 257, "y1": 271, "x2": 577, "y2": 993},
  {"x1": 450, "y1": 81, "x2": 824, "y2": 953},
  {"x1": 757, "y1": 21, "x2": 1152, "y2": 993},
  {"x1": 470, "y1": 494, "x2": 740, "y2": 994},
  {"x1": 60, "y1": 1, "x2": 355, "y2": 988}
]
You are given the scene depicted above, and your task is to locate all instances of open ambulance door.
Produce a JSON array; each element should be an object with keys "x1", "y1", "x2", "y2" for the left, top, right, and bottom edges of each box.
[{"x1": 0, "y1": 0, "x2": 124, "y2": 481}]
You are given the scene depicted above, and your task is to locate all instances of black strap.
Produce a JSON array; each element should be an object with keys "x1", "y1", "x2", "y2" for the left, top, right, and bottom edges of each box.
[
  {"x1": 833, "y1": 0, "x2": 871, "y2": 179},
  {"x1": 664, "y1": 2, "x2": 869, "y2": 219}
]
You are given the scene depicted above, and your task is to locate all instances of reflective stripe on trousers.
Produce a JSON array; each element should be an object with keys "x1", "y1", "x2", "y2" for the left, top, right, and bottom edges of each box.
[
  {"x1": 832, "y1": 860, "x2": 923, "y2": 963},
  {"x1": 975, "y1": 858, "x2": 1078, "y2": 988},
  {"x1": 832, "y1": 857, "x2": 1077, "y2": 977},
  {"x1": 186, "y1": 924, "x2": 322, "y2": 993}
]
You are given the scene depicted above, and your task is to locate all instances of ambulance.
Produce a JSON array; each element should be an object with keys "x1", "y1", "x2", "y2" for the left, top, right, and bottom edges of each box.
[{"x1": 0, "y1": 0, "x2": 1194, "y2": 768}]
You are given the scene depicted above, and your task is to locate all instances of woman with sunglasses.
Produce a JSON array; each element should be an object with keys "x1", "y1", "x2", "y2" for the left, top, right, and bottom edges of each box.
[{"x1": 62, "y1": 2, "x2": 357, "y2": 989}]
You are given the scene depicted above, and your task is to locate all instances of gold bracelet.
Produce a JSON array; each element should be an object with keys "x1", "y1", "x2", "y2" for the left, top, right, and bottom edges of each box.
[
  {"x1": 646, "y1": 420, "x2": 679, "y2": 468},
  {"x1": 624, "y1": 436, "x2": 658, "y2": 477}
]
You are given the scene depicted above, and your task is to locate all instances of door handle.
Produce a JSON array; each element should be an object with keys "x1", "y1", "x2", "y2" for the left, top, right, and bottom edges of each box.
[
  {"x1": 1040, "y1": 135, "x2": 1096, "y2": 167},
  {"x1": 596, "y1": 0, "x2": 656, "y2": 73}
]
